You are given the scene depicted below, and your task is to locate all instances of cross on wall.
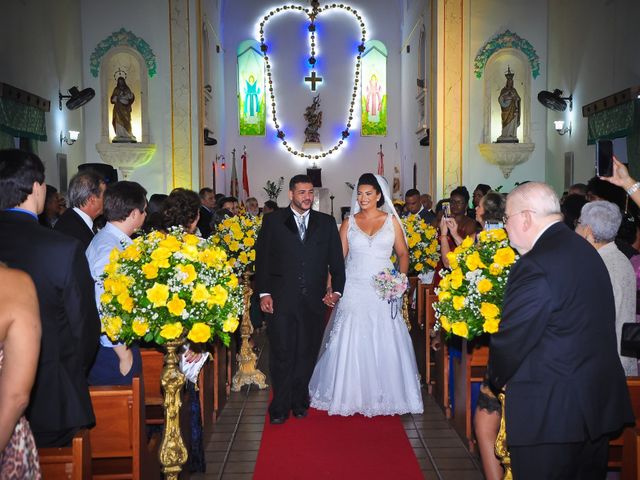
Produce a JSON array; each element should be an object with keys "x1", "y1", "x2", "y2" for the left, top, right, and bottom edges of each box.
[{"x1": 304, "y1": 71, "x2": 323, "y2": 91}]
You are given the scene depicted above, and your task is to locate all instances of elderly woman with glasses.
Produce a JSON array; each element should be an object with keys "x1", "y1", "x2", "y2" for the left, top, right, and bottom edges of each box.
[{"x1": 576, "y1": 200, "x2": 637, "y2": 376}]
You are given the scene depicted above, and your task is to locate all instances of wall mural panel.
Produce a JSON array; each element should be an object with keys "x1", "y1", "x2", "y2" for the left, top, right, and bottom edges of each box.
[
  {"x1": 361, "y1": 40, "x2": 387, "y2": 136},
  {"x1": 237, "y1": 40, "x2": 266, "y2": 136}
]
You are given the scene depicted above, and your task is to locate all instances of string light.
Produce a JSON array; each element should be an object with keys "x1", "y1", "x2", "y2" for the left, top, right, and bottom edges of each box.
[{"x1": 258, "y1": 2, "x2": 367, "y2": 161}]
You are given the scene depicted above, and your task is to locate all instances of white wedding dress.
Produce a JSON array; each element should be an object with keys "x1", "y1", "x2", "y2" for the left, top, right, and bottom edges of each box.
[{"x1": 309, "y1": 213, "x2": 424, "y2": 417}]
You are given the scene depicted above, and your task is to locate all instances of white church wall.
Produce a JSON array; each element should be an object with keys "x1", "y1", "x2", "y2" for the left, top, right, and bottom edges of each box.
[
  {"x1": 0, "y1": 0, "x2": 84, "y2": 188},
  {"x1": 221, "y1": 0, "x2": 402, "y2": 220},
  {"x1": 400, "y1": 0, "x2": 431, "y2": 199},
  {"x1": 81, "y1": 0, "x2": 171, "y2": 195},
  {"x1": 467, "y1": 0, "x2": 548, "y2": 193},
  {"x1": 201, "y1": 0, "x2": 227, "y2": 195},
  {"x1": 547, "y1": 0, "x2": 640, "y2": 192}
]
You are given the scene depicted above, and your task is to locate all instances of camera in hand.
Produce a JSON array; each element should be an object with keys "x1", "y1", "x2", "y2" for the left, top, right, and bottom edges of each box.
[
  {"x1": 596, "y1": 139, "x2": 614, "y2": 177},
  {"x1": 484, "y1": 220, "x2": 504, "y2": 231},
  {"x1": 442, "y1": 201, "x2": 451, "y2": 218}
]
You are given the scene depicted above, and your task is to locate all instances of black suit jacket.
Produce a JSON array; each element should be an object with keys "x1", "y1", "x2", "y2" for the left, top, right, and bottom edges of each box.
[
  {"x1": 54, "y1": 208, "x2": 94, "y2": 249},
  {"x1": 488, "y1": 222, "x2": 633, "y2": 446},
  {"x1": 197, "y1": 206, "x2": 214, "y2": 238},
  {"x1": 0, "y1": 211, "x2": 100, "y2": 443},
  {"x1": 255, "y1": 208, "x2": 345, "y2": 314}
]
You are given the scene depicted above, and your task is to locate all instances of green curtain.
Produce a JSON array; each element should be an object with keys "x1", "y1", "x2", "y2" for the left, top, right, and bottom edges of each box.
[
  {"x1": 0, "y1": 130, "x2": 13, "y2": 149},
  {"x1": 587, "y1": 99, "x2": 640, "y2": 180},
  {"x1": 0, "y1": 97, "x2": 47, "y2": 141}
]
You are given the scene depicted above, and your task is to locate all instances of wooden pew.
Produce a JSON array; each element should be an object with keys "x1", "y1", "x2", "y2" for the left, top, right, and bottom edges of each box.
[
  {"x1": 38, "y1": 428, "x2": 91, "y2": 480},
  {"x1": 423, "y1": 285, "x2": 436, "y2": 394},
  {"x1": 211, "y1": 340, "x2": 235, "y2": 421},
  {"x1": 609, "y1": 377, "x2": 640, "y2": 478},
  {"x1": 452, "y1": 339, "x2": 489, "y2": 451},
  {"x1": 432, "y1": 328, "x2": 451, "y2": 419},
  {"x1": 407, "y1": 277, "x2": 426, "y2": 380},
  {"x1": 89, "y1": 376, "x2": 160, "y2": 479},
  {"x1": 140, "y1": 348, "x2": 165, "y2": 426}
]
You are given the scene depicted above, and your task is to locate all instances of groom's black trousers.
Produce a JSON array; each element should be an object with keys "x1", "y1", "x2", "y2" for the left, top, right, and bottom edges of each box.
[{"x1": 266, "y1": 294, "x2": 326, "y2": 418}]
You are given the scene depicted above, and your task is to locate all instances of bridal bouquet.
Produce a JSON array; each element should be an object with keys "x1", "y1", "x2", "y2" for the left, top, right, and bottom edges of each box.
[
  {"x1": 433, "y1": 228, "x2": 518, "y2": 340},
  {"x1": 99, "y1": 228, "x2": 243, "y2": 347},
  {"x1": 212, "y1": 214, "x2": 262, "y2": 274},
  {"x1": 401, "y1": 214, "x2": 439, "y2": 274},
  {"x1": 372, "y1": 268, "x2": 408, "y2": 319}
]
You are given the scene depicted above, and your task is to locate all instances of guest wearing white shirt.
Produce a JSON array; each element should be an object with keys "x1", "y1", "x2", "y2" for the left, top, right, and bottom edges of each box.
[
  {"x1": 55, "y1": 170, "x2": 106, "y2": 248},
  {"x1": 86, "y1": 181, "x2": 147, "y2": 385}
]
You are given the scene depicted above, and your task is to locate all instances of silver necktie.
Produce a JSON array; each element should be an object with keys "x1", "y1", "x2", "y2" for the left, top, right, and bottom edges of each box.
[{"x1": 297, "y1": 215, "x2": 306, "y2": 240}]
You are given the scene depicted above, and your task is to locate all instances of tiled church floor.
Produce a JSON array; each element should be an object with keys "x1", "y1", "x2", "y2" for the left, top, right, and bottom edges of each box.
[{"x1": 192, "y1": 334, "x2": 484, "y2": 480}]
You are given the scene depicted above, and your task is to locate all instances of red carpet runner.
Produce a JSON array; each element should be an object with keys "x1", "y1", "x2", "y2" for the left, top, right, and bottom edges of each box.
[{"x1": 254, "y1": 407, "x2": 423, "y2": 479}]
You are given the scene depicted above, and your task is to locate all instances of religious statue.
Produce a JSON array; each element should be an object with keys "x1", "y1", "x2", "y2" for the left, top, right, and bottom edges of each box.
[
  {"x1": 496, "y1": 67, "x2": 520, "y2": 143},
  {"x1": 110, "y1": 76, "x2": 137, "y2": 143},
  {"x1": 303, "y1": 95, "x2": 322, "y2": 144},
  {"x1": 244, "y1": 74, "x2": 261, "y2": 124},
  {"x1": 366, "y1": 74, "x2": 382, "y2": 120}
]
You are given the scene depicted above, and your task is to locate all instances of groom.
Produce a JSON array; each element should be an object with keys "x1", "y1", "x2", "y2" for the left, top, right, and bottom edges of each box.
[{"x1": 256, "y1": 174, "x2": 345, "y2": 424}]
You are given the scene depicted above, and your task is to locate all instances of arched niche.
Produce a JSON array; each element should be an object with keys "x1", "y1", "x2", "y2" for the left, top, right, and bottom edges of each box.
[
  {"x1": 99, "y1": 47, "x2": 150, "y2": 144},
  {"x1": 483, "y1": 48, "x2": 531, "y2": 144},
  {"x1": 477, "y1": 48, "x2": 535, "y2": 178},
  {"x1": 95, "y1": 46, "x2": 156, "y2": 179}
]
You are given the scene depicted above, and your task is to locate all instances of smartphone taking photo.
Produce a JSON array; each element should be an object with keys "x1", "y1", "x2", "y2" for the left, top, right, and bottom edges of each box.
[
  {"x1": 596, "y1": 139, "x2": 614, "y2": 177},
  {"x1": 442, "y1": 201, "x2": 451, "y2": 218}
]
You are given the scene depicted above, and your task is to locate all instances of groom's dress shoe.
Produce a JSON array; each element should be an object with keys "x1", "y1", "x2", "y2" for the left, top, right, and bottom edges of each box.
[
  {"x1": 293, "y1": 408, "x2": 308, "y2": 419},
  {"x1": 270, "y1": 415, "x2": 287, "y2": 425}
]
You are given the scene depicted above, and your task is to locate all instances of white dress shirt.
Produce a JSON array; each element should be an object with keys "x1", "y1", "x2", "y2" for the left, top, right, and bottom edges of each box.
[
  {"x1": 86, "y1": 222, "x2": 132, "y2": 347},
  {"x1": 73, "y1": 207, "x2": 94, "y2": 231}
]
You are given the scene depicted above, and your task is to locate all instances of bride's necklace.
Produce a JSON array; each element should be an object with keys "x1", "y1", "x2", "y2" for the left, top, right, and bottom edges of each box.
[{"x1": 258, "y1": 1, "x2": 367, "y2": 160}]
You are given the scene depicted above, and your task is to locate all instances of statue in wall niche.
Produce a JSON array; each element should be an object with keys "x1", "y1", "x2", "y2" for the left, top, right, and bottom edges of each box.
[
  {"x1": 111, "y1": 76, "x2": 137, "y2": 143},
  {"x1": 496, "y1": 66, "x2": 520, "y2": 143},
  {"x1": 303, "y1": 94, "x2": 322, "y2": 144}
]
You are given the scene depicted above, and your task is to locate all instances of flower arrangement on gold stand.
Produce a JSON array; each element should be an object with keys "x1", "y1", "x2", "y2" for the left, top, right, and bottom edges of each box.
[
  {"x1": 211, "y1": 215, "x2": 267, "y2": 391},
  {"x1": 212, "y1": 215, "x2": 262, "y2": 274},
  {"x1": 432, "y1": 228, "x2": 518, "y2": 340},
  {"x1": 100, "y1": 228, "x2": 243, "y2": 479},
  {"x1": 401, "y1": 214, "x2": 439, "y2": 275}
]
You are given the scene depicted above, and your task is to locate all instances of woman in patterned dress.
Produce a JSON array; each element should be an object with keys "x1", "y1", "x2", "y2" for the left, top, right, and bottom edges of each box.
[{"x1": 0, "y1": 264, "x2": 42, "y2": 479}]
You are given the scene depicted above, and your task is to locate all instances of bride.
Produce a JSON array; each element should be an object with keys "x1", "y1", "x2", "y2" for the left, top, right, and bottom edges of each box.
[{"x1": 309, "y1": 173, "x2": 424, "y2": 416}]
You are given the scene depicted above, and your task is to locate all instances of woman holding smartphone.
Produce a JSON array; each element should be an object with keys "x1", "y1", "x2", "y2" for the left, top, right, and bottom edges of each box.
[{"x1": 438, "y1": 186, "x2": 480, "y2": 269}]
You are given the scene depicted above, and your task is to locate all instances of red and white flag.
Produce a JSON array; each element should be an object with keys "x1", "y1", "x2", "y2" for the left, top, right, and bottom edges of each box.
[
  {"x1": 241, "y1": 147, "x2": 250, "y2": 202},
  {"x1": 377, "y1": 144, "x2": 385, "y2": 176},
  {"x1": 230, "y1": 149, "x2": 239, "y2": 198}
]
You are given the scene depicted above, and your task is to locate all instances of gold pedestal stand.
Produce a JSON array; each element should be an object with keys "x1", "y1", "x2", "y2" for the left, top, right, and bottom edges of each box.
[
  {"x1": 495, "y1": 392, "x2": 513, "y2": 480},
  {"x1": 231, "y1": 271, "x2": 268, "y2": 392},
  {"x1": 402, "y1": 294, "x2": 411, "y2": 331},
  {"x1": 159, "y1": 340, "x2": 188, "y2": 479}
]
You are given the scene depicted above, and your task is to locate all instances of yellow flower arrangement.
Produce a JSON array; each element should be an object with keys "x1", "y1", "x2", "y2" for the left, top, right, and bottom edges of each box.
[
  {"x1": 100, "y1": 227, "x2": 243, "y2": 346},
  {"x1": 400, "y1": 214, "x2": 439, "y2": 274},
  {"x1": 212, "y1": 215, "x2": 262, "y2": 274},
  {"x1": 433, "y1": 228, "x2": 518, "y2": 340}
]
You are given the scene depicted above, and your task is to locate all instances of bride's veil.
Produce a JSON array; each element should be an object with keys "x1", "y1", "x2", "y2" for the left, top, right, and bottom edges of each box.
[{"x1": 316, "y1": 175, "x2": 407, "y2": 360}]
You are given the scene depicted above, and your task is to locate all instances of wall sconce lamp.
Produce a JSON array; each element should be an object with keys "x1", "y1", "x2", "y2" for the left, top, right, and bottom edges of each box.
[
  {"x1": 554, "y1": 120, "x2": 571, "y2": 136},
  {"x1": 60, "y1": 130, "x2": 80, "y2": 146}
]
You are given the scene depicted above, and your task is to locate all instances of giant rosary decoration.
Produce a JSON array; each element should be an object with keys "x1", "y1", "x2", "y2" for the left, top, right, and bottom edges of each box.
[{"x1": 259, "y1": 0, "x2": 367, "y2": 160}]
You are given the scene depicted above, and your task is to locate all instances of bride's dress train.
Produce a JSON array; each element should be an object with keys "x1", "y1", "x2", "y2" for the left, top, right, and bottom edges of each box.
[{"x1": 309, "y1": 214, "x2": 424, "y2": 417}]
